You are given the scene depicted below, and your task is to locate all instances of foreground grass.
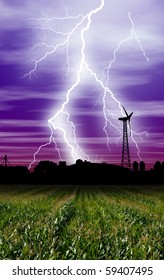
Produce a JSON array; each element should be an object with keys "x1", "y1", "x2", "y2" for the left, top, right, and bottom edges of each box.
[{"x1": 0, "y1": 185, "x2": 163, "y2": 260}]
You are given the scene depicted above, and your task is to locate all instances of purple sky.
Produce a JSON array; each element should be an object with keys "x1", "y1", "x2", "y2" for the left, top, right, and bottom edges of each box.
[{"x1": 0, "y1": 0, "x2": 164, "y2": 169}]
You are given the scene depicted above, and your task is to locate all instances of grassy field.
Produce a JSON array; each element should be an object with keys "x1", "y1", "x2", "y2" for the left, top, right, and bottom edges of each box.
[{"x1": 0, "y1": 184, "x2": 163, "y2": 260}]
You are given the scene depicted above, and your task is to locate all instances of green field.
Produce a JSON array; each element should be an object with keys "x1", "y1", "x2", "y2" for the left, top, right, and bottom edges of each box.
[{"x1": 0, "y1": 185, "x2": 163, "y2": 260}]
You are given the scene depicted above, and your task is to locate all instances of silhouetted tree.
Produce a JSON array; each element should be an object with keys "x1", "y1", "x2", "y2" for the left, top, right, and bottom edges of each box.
[
  {"x1": 133, "y1": 161, "x2": 138, "y2": 171},
  {"x1": 162, "y1": 162, "x2": 164, "y2": 170},
  {"x1": 34, "y1": 160, "x2": 57, "y2": 176},
  {"x1": 154, "y1": 161, "x2": 162, "y2": 172},
  {"x1": 59, "y1": 161, "x2": 67, "y2": 167},
  {"x1": 76, "y1": 159, "x2": 83, "y2": 166},
  {"x1": 140, "y1": 161, "x2": 145, "y2": 171}
]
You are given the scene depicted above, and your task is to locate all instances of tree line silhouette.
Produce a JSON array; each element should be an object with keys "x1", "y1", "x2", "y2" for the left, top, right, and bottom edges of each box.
[{"x1": 0, "y1": 159, "x2": 163, "y2": 185}]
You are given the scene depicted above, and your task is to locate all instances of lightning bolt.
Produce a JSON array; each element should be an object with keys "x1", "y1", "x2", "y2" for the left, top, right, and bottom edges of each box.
[
  {"x1": 28, "y1": 123, "x2": 62, "y2": 170},
  {"x1": 25, "y1": 13, "x2": 87, "y2": 168},
  {"x1": 49, "y1": 0, "x2": 106, "y2": 163},
  {"x1": 26, "y1": 1, "x2": 149, "y2": 169},
  {"x1": 26, "y1": 0, "x2": 106, "y2": 168},
  {"x1": 101, "y1": 11, "x2": 149, "y2": 160}
]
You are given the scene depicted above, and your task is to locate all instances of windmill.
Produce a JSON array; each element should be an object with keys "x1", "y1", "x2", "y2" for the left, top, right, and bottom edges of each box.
[
  {"x1": 118, "y1": 107, "x2": 133, "y2": 168},
  {"x1": 1, "y1": 155, "x2": 10, "y2": 167}
]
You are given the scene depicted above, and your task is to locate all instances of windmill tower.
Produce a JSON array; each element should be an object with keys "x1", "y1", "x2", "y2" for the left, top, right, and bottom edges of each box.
[
  {"x1": 118, "y1": 107, "x2": 133, "y2": 169},
  {"x1": 1, "y1": 155, "x2": 10, "y2": 167}
]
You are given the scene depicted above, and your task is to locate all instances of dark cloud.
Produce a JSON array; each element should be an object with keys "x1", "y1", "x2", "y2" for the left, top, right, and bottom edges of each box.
[
  {"x1": 0, "y1": 61, "x2": 65, "y2": 93},
  {"x1": 0, "y1": 28, "x2": 34, "y2": 51},
  {"x1": 122, "y1": 62, "x2": 164, "y2": 102},
  {"x1": 1, "y1": 0, "x2": 24, "y2": 7}
]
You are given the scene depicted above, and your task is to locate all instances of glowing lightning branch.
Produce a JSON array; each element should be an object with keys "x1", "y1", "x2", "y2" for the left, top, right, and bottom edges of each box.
[
  {"x1": 83, "y1": 11, "x2": 149, "y2": 157},
  {"x1": 24, "y1": 14, "x2": 85, "y2": 80},
  {"x1": 101, "y1": 11, "x2": 149, "y2": 160},
  {"x1": 28, "y1": 123, "x2": 62, "y2": 170}
]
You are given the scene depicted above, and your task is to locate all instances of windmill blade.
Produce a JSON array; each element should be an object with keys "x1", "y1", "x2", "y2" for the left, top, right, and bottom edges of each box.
[
  {"x1": 128, "y1": 112, "x2": 133, "y2": 136},
  {"x1": 128, "y1": 119, "x2": 132, "y2": 136},
  {"x1": 129, "y1": 112, "x2": 133, "y2": 118},
  {"x1": 123, "y1": 106, "x2": 129, "y2": 117}
]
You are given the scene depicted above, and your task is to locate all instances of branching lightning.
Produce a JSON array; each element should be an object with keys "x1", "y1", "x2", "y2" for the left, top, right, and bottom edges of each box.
[
  {"x1": 28, "y1": 123, "x2": 62, "y2": 170},
  {"x1": 102, "y1": 11, "x2": 149, "y2": 160},
  {"x1": 26, "y1": 0, "x2": 149, "y2": 169}
]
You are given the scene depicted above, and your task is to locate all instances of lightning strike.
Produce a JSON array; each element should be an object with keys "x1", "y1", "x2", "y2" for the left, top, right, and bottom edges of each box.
[
  {"x1": 102, "y1": 11, "x2": 149, "y2": 160},
  {"x1": 27, "y1": 0, "x2": 105, "y2": 168},
  {"x1": 23, "y1": 14, "x2": 86, "y2": 80},
  {"x1": 49, "y1": 0, "x2": 105, "y2": 162},
  {"x1": 28, "y1": 123, "x2": 62, "y2": 170},
  {"x1": 26, "y1": 0, "x2": 149, "y2": 168}
]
